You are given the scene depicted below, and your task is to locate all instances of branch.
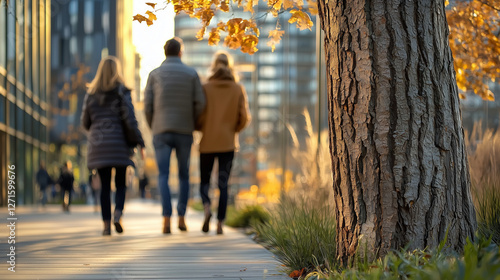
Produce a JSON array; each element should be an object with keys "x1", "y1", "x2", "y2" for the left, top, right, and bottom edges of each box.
[{"x1": 477, "y1": 0, "x2": 500, "y2": 12}]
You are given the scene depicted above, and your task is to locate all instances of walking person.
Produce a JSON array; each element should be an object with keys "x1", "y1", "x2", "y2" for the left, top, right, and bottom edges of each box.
[
  {"x1": 81, "y1": 56, "x2": 145, "y2": 235},
  {"x1": 144, "y1": 37, "x2": 205, "y2": 234},
  {"x1": 57, "y1": 161, "x2": 75, "y2": 213},
  {"x1": 36, "y1": 161, "x2": 54, "y2": 207},
  {"x1": 139, "y1": 171, "x2": 149, "y2": 199},
  {"x1": 89, "y1": 170, "x2": 101, "y2": 213},
  {"x1": 198, "y1": 51, "x2": 251, "y2": 234}
]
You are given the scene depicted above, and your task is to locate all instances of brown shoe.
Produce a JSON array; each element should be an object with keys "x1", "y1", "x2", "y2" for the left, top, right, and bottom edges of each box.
[
  {"x1": 103, "y1": 220, "x2": 111, "y2": 236},
  {"x1": 163, "y1": 216, "x2": 171, "y2": 234},
  {"x1": 202, "y1": 204, "x2": 212, "y2": 233},
  {"x1": 217, "y1": 221, "x2": 223, "y2": 235},
  {"x1": 178, "y1": 216, "x2": 187, "y2": 231}
]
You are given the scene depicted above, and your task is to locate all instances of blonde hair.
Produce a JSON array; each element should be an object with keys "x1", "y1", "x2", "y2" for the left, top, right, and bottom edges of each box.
[
  {"x1": 209, "y1": 50, "x2": 238, "y2": 82},
  {"x1": 87, "y1": 56, "x2": 125, "y2": 94}
]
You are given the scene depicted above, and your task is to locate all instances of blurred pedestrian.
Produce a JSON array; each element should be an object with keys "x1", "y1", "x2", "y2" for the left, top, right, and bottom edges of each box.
[
  {"x1": 144, "y1": 37, "x2": 205, "y2": 234},
  {"x1": 89, "y1": 170, "x2": 100, "y2": 213},
  {"x1": 198, "y1": 51, "x2": 251, "y2": 234},
  {"x1": 57, "y1": 161, "x2": 75, "y2": 212},
  {"x1": 81, "y1": 56, "x2": 145, "y2": 236},
  {"x1": 139, "y1": 171, "x2": 149, "y2": 199},
  {"x1": 36, "y1": 161, "x2": 54, "y2": 207}
]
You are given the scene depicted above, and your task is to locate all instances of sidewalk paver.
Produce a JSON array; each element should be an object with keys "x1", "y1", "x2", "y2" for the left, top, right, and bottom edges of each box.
[{"x1": 0, "y1": 200, "x2": 290, "y2": 280}]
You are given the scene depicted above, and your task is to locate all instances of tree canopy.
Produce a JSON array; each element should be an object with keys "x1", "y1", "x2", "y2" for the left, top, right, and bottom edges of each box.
[
  {"x1": 134, "y1": 0, "x2": 500, "y2": 101},
  {"x1": 446, "y1": 0, "x2": 500, "y2": 100},
  {"x1": 133, "y1": 0, "x2": 316, "y2": 54}
]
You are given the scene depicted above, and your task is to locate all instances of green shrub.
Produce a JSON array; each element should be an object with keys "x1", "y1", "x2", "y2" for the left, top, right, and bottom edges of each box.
[
  {"x1": 189, "y1": 199, "x2": 205, "y2": 212},
  {"x1": 254, "y1": 196, "x2": 336, "y2": 274},
  {"x1": 225, "y1": 204, "x2": 270, "y2": 228},
  {"x1": 307, "y1": 236, "x2": 500, "y2": 280}
]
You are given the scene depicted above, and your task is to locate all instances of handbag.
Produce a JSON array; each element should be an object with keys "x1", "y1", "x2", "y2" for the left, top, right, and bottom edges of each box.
[
  {"x1": 90, "y1": 171, "x2": 101, "y2": 191},
  {"x1": 117, "y1": 85, "x2": 141, "y2": 150}
]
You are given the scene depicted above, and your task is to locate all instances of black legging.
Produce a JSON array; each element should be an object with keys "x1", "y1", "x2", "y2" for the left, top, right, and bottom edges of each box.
[
  {"x1": 98, "y1": 166, "x2": 127, "y2": 221},
  {"x1": 200, "y1": 151, "x2": 234, "y2": 221}
]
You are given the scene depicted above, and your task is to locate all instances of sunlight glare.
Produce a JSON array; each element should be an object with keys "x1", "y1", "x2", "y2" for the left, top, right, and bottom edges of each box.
[{"x1": 132, "y1": 1, "x2": 175, "y2": 94}]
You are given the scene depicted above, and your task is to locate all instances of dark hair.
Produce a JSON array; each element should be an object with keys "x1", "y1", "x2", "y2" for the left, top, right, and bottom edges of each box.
[{"x1": 164, "y1": 37, "x2": 184, "y2": 57}]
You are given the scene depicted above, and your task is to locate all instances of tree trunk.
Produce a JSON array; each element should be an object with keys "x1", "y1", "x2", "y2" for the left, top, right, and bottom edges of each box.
[{"x1": 317, "y1": 0, "x2": 477, "y2": 264}]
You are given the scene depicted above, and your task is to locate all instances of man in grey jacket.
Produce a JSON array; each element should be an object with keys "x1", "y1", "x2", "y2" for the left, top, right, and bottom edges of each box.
[{"x1": 144, "y1": 37, "x2": 205, "y2": 234}]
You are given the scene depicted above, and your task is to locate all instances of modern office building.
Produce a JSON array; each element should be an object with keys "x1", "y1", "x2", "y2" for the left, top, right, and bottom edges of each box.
[
  {"x1": 0, "y1": 0, "x2": 52, "y2": 206},
  {"x1": 175, "y1": 4, "x2": 321, "y2": 192},
  {"x1": 50, "y1": 0, "x2": 137, "y2": 184}
]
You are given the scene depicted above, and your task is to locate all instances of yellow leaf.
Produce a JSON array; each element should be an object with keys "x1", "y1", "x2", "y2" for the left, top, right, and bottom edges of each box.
[
  {"x1": 146, "y1": 2, "x2": 156, "y2": 9},
  {"x1": 307, "y1": 0, "x2": 318, "y2": 15},
  {"x1": 224, "y1": 35, "x2": 241, "y2": 50},
  {"x1": 288, "y1": 9, "x2": 313, "y2": 30},
  {"x1": 267, "y1": 29, "x2": 285, "y2": 52},
  {"x1": 241, "y1": 35, "x2": 259, "y2": 54},
  {"x1": 459, "y1": 93, "x2": 466, "y2": 99},
  {"x1": 486, "y1": 90, "x2": 495, "y2": 101},
  {"x1": 146, "y1": 11, "x2": 157, "y2": 21},
  {"x1": 271, "y1": 0, "x2": 282, "y2": 10},
  {"x1": 220, "y1": 0, "x2": 230, "y2": 12},
  {"x1": 146, "y1": 19, "x2": 154, "y2": 26},
  {"x1": 208, "y1": 28, "x2": 221, "y2": 45},
  {"x1": 196, "y1": 28, "x2": 206, "y2": 40},
  {"x1": 284, "y1": 0, "x2": 294, "y2": 9},
  {"x1": 218, "y1": 21, "x2": 227, "y2": 30},
  {"x1": 445, "y1": 0, "x2": 449, "y2": 6},
  {"x1": 245, "y1": 0, "x2": 254, "y2": 13}
]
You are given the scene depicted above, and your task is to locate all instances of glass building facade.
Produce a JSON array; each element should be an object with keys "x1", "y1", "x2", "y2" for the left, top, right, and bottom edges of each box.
[
  {"x1": 175, "y1": 5, "x2": 327, "y2": 197},
  {"x1": 0, "y1": 0, "x2": 51, "y2": 206}
]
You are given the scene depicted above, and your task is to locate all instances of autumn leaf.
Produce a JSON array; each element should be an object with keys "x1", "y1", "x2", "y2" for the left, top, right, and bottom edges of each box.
[
  {"x1": 283, "y1": 0, "x2": 295, "y2": 9},
  {"x1": 270, "y1": 0, "x2": 283, "y2": 10},
  {"x1": 208, "y1": 28, "x2": 221, "y2": 45},
  {"x1": 288, "y1": 9, "x2": 313, "y2": 30},
  {"x1": 196, "y1": 28, "x2": 206, "y2": 40},
  {"x1": 245, "y1": 0, "x2": 255, "y2": 13},
  {"x1": 289, "y1": 268, "x2": 306, "y2": 278},
  {"x1": 132, "y1": 14, "x2": 148, "y2": 23},
  {"x1": 240, "y1": 19, "x2": 259, "y2": 36},
  {"x1": 146, "y1": 11, "x2": 157, "y2": 21},
  {"x1": 217, "y1": 21, "x2": 227, "y2": 32},
  {"x1": 241, "y1": 35, "x2": 259, "y2": 54},
  {"x1": 307, "y1": 0, "x2": 318, "y2": 15},
  {"x1": 220, "y1": 0, "x2": 229, "y2": 12},
  {"x1": 486, "y1": 90, "x2": 495, "y2": 101},
  {"x1": 267, "y1": 29, "x2": 285, "y2": 52},
  {"x1": 146, "y1": 2, "x2": 156, "y2": 9}
]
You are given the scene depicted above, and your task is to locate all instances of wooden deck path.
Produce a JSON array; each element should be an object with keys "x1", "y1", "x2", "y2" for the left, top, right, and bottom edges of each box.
[{"x1": 0, "y1": 200, "x2": 290, "y2": 280}]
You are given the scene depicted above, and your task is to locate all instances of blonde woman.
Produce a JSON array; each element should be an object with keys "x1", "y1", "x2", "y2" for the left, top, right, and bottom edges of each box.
[
  {"x1": 81, "y1": 56, "x2": 145, "y2": 235},
  {"x1": 198, "y1": 51, "x2": 251, "y2": 234}
]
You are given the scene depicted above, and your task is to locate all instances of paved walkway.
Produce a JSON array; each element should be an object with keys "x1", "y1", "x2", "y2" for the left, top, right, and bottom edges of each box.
[{"x1": 0, "y1": 200, "x2": 290, "y2": 280}]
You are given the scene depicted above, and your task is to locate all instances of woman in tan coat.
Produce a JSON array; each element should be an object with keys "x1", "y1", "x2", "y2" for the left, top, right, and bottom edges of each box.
[{"x1": 198, "y1": 51, "x2": 251, "y2": 234}]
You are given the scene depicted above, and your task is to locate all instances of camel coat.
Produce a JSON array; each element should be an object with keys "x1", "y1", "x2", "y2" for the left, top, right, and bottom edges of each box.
[{"x1": 198, "y1": 79, "x2": 251, "y2": 153}]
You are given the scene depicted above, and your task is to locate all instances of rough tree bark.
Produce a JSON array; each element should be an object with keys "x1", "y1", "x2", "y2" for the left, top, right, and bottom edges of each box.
[{"x1": 317, "y1": 0, "x2": 477, "y2": 263}]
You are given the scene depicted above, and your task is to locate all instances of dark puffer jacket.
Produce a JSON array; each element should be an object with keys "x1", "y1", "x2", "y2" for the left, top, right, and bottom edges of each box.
[{"x1": 81, "y1": 86, "x2": 144, "y2": 169}]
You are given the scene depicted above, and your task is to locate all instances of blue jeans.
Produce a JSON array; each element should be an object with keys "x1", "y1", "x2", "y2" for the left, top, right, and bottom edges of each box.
[{"x1": 153, "y1": 132, "x2": 193, "y2": 217}]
